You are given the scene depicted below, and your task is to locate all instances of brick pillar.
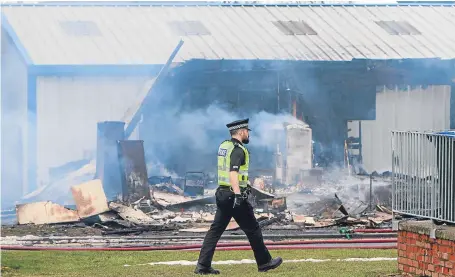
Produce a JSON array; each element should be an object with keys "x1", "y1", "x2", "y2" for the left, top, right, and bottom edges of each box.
[{"x1": 398, "y1": 221, "x2": 455, "y2": 277}]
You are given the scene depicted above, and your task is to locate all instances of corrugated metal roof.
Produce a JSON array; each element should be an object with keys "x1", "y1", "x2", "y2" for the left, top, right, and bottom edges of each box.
[{"x1": 2, "y1": 4, "x2": 455, "y2": 65}]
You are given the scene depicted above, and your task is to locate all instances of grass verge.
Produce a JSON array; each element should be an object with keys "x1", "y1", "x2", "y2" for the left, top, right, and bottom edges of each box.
[{"x1": 1, "y1": 249, "x2": 399, "y2": 277}]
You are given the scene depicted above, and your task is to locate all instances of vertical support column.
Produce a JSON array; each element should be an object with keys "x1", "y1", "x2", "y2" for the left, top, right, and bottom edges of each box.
[
  {"x1": 369, "y1": 174, "x2": 373, "y2": 211},
  {"x1": 358, "y1": 121, "x2": 363, "y2": 164},
  {"x1": 276, "y1": 71, "x2": 280, "y2": 113},
  {"x1": 96, "y1": 121, "x2": 125, "y2": 200},
  {"x1": 275, "y1": 144, "x2": 282, "y2": 184},
  {"x1": 292, "y1": 99, "x2": 297, "y2": 118}
]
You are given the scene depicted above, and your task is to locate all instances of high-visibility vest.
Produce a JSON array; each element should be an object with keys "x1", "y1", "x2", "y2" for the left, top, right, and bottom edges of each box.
[{"x1": 217, "y1": 140, "x2": 249, "y2": 188}]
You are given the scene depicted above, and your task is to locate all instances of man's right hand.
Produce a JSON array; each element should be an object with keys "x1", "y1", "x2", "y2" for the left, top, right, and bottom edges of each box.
[{"x1": 233, "y1": 194, "x2": 244, "y2": 208}]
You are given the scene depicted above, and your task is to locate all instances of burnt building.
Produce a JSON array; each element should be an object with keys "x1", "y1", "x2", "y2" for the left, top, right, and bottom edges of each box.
[{"x1": 2, "y1": 2, "x2": 455, "y2": 206}]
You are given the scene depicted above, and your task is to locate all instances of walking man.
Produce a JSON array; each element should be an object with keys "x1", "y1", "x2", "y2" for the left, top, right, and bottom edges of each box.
[{"x1": 194, "y1": 118, "x2": 283, "y2": 275}]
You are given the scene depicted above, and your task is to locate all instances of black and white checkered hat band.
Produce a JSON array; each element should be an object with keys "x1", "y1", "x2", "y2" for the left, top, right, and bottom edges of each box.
[{"x1": 228, "y1": 123, "x2": 248, "y2": 130}]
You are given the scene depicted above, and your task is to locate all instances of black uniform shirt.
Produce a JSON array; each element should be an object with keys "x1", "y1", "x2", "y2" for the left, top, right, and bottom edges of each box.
[{"x1": 229, "y1": 138, "x2": 245, "y2": 172}]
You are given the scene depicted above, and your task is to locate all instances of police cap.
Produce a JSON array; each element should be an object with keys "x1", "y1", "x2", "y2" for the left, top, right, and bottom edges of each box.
[{"x1": 226, "y1": 118, "x2": 251, "y2": 131}]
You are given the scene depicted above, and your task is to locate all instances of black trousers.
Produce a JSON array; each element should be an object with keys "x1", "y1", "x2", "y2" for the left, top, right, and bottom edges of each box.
[{"x1": 197, "y1": 187, "x2": 272, "y2": 267}]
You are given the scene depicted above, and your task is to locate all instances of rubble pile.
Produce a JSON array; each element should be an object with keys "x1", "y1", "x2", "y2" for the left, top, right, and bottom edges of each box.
[
  {"x1": 3, "y1": 169, "x2": 396, "y2": 239},
  {"x1": 258, "y1": 178, "x2": 393, "y2": 231}
]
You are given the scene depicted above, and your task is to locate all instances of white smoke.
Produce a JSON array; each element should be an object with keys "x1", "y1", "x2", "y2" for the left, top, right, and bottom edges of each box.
[
  {"x1": 147, "y1": 161, "x2": 179, "y2": 178},
  {"x1": 250, "y1": 110, "x2": 303, "y2": 150},
  {"x1": 141, "y1": 101, "x2": 306, "y2": 175},
  {"x1": 171, "y1": 105, "x2": 303, "y2": 150},
  {"x1": 171, "y1": 105, "x2": 237, "y2": 149}
]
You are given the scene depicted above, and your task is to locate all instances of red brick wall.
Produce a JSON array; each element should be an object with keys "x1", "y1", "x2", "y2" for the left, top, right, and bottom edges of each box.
[{"x1": 398, "y1": 230, "x2": 455, "y2": 277}]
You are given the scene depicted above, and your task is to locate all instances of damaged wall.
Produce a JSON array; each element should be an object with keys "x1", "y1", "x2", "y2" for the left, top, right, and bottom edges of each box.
[
  {"x1": 35, "y1": 76, "x2": 152, "y2": 186},
  {"x1": 1, "y1": 28, "x2": 29, "y2": 208},
  {"x1": 361, "y1": 85, "x2": 451, "y2": 173},
  {"x1": 285, "y1": 123, "x2": 313, "y2": 184}
]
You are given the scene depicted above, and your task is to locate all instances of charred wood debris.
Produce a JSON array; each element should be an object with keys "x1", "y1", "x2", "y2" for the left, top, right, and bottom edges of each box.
[
  {"x1": 4, "y1": 171, "x2": 395, "y2": 237},
  {"x1": 2, "y1": 137, "x2": 395, "y2": 237}
]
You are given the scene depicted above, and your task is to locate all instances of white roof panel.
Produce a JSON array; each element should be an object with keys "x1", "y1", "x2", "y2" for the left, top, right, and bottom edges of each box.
[{"x1": 2, "y1": 4, "x2": 455, "y2": 65}]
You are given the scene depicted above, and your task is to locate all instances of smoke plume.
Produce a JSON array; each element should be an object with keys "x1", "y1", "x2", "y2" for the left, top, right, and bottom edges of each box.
[{"x1": 141, "y1": 100, "x2": 304, "y2": 176}]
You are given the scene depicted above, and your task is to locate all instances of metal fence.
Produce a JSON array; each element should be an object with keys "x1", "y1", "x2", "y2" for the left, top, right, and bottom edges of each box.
[{"x1": 392, "y1": 131, "x2": 455, "y2": 224}]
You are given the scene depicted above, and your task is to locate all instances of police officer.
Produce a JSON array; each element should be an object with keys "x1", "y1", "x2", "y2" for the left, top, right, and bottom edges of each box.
[{"x1": 194, "y1": 119, "x2": 283, "y2": 275}]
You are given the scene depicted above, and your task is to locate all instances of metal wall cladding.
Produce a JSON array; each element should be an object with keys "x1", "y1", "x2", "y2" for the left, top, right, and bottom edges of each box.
[
  {"x1": 361, "y1": 85, "x2": 451, "y2": 173},
  {"x1": 285, "y1": 123, "x2": 313, "y2": 184},
  {"x1": 35, "y1": 76, "x2": 150, "y2": 185},
  {"x1": 1, "y1": 29, "x2": 29, "y2": 198},
  {"x1": 3, "y1": 5, "x2": 455, "y2": 64}
]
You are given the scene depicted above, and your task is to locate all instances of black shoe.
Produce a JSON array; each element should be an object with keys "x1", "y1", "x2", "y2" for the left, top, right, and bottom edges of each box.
[
  {"x1": 194, "y1": 265, "x2": 220, "y2": 275},
  {"x1": 258, "y1": 257, "x2": 283, "y2": 272}
]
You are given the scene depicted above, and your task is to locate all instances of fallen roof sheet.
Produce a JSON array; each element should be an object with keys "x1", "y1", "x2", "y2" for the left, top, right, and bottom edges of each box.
[{"x1": 3, "y1": 4, "x2": 455, "y2": 65}]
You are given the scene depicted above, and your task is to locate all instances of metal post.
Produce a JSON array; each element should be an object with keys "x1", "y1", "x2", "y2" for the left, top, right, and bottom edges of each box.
[
  {"x1": 124, "y1": 40, "x2": 184, "y2": 138},
  {"x1": 391, "y1": 132, "x2": 398, "y2": 231},
  {"x1": 369, "y1": 174, "x2": 373, "y2": 211},
  {"x1": 358, "y1": 121, "x2": 363, "y2": 164},
  {"x1": 277, "y1": 71, "x2": 280, "y2": 113}
]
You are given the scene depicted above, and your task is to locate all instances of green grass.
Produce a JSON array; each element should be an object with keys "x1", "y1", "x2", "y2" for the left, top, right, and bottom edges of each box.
[{"x1": 1, "y1": 249, "x2": 399, "y2": 277}]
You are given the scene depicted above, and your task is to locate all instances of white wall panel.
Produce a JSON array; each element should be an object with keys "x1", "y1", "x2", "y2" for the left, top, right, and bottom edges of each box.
[
  {"x1": 1, "y1": 29, "x2": 29, "y2": 201},
  {"x1": 361, "y1": 85, "x2": 451, "y2": 173},
  {"x1": 36, "y1": 76, "x2": 150, "y2": 185}
]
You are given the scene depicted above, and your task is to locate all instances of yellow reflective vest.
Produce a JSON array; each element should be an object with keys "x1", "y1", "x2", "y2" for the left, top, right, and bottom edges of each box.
[{"x1": 217, "y1": 140, "x2": 249, "y2": 188}]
